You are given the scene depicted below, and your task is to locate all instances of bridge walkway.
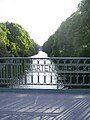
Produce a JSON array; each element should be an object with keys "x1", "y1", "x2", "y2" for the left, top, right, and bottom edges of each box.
[{"x1": 0, "y1": 89, "x2": 90, "y2": 120}]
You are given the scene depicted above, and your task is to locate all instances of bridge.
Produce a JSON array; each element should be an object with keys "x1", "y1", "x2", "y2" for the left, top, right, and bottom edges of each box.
[
  {"x1": 0, "y1": 57, "x2": 90, "y2": 88},
  {"x1": 0, "y1": 57, "x2": 90, "y2": 120}
]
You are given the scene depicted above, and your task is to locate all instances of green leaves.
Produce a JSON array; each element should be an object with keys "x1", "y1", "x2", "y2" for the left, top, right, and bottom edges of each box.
[
  {"x1": 0, "y1": 22, "x2": 39, "y2": 57},
  {"x1": 43, "y1": 0, "x2": 90, "y2": 57}
]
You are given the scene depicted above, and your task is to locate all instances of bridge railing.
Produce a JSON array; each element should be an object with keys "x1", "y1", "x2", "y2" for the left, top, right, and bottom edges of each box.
[{"x1": 0, "y1": 57, "x2": 90, "y2": 88}]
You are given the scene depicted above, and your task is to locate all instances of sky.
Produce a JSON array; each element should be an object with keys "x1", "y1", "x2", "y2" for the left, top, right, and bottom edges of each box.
[{"x1": 0, "y1": 0, "x2": 81, "y2": 46}]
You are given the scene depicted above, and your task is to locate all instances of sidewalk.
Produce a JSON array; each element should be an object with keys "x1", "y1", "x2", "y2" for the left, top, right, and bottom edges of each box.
[{"x1": 0, "y1": 89, "x2": 90, "y2": 120}]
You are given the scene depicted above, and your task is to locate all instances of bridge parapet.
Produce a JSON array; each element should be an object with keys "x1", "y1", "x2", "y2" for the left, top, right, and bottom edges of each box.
[{"x1": 0, "y1": 57, "x2": 90, "y2": 89}]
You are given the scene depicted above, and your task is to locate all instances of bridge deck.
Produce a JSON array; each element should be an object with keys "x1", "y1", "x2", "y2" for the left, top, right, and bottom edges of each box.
[{"x1": 0, "y1": 89, "x2": 90, "y2": 120}]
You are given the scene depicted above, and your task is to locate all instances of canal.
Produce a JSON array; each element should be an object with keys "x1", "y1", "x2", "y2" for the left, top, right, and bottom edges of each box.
[{"x1": 18, "y1": 51, "x2": 64, "y2": 89}]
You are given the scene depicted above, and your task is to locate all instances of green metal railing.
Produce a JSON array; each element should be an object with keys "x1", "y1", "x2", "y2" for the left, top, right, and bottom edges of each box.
[{"x1": 0, "y1": 57, "x2": 90, "y2": 88}]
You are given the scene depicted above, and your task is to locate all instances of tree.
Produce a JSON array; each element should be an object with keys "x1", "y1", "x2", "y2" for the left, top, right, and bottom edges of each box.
[
  {"x1": 0, "y1": 23, "x2": 9, "y2": 56},
  {"x1": 0, "y1": 22, "x2": 39, "y2": 57},
  {"x1": 43, "y1": 0, "x2": 90, "y2": 57}
]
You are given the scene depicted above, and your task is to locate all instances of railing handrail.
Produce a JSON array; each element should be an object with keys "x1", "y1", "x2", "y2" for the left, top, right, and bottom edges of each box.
[{"x1": 0, "y1": 56, "x2": 90, "y2": 60}]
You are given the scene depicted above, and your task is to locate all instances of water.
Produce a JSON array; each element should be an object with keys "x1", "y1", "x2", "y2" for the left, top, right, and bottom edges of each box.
[
  {"x1": 19, "y1": 51, "x2": 64, "y2": 89},
  {"x1": 31, "y1": 51, "x2": 48, "y2": 58}
]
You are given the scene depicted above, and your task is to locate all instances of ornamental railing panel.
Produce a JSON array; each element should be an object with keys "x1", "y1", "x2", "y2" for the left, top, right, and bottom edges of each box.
[{"x1": 0, "y1": 57, "x2": 90, "y2": 89}]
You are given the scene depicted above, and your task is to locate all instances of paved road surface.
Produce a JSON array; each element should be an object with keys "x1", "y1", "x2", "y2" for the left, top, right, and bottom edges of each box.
[{"x1": 0, "y1": 90, "x2": 90, "y2": 120}]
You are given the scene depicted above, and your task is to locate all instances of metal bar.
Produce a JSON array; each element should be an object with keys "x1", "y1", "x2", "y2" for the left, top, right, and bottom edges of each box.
[{"x1": 44, "y1": 75, "x2": 46, "y2": 83}]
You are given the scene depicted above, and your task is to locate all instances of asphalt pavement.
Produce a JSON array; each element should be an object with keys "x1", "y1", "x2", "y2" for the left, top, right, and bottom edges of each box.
[{"x1": 0, "y1": 89, "x2": 90, "y2": 120}]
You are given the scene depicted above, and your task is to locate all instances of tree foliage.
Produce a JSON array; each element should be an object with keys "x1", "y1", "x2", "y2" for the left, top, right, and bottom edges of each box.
[
  {"x1": 43, "y1": 0, "x2": 90, "y2": 57},
  {"x1": 0, "y1": 22, "x2": 39, "y2": 57}
]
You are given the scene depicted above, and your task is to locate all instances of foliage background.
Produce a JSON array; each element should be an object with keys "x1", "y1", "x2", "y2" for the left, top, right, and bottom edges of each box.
[
  {"x1": 42, "y1": 0, "x2": 90, "y2": 57},
  {"x1": 0, "y1": 22, "x2": 39, "y2": 57}
]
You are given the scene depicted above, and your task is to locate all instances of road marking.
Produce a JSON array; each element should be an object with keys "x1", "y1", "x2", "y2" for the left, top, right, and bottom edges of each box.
[{"x1": 34, "y1": 96, "x2": 39, "y2": 105}]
